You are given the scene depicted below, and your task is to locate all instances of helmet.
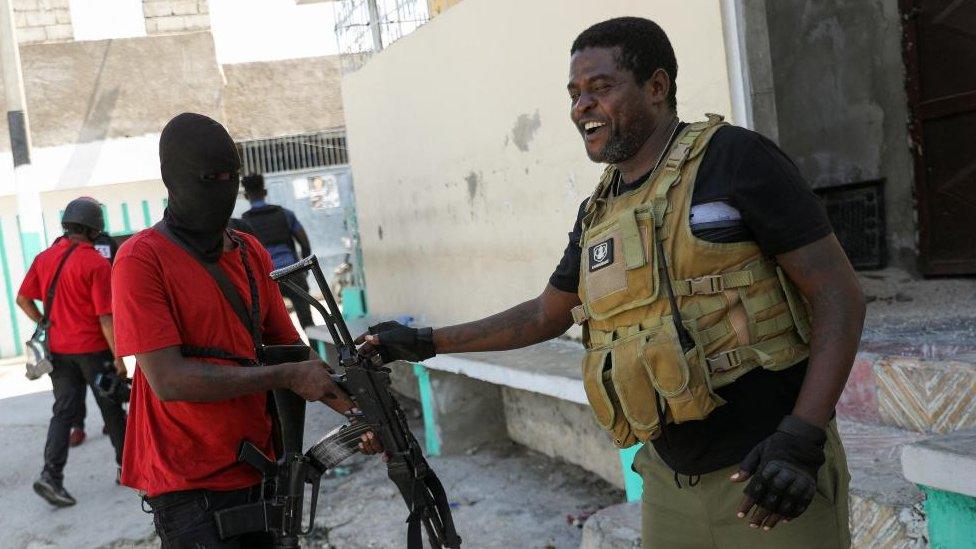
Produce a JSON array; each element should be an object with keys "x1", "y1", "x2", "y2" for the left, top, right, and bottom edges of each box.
[{"x1": 62, "y1": 197, "x2": 104, "y2": 232}]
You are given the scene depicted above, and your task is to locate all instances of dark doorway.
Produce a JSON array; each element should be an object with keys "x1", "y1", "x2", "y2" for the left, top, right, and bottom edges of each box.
[{"x1": 901, "y1": 0, "x2": 976, "y2": 275}]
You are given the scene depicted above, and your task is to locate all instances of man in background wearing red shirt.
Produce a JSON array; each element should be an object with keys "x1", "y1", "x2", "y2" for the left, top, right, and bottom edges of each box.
[
  {"x1": 113, "y1": 113, "x2": 378, "y2": 548},
  {"x1": 17, "y1": 198, "x2": 128, "y2": 507}
]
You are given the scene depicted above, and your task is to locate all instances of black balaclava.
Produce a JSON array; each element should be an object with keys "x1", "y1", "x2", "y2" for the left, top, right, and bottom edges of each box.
[{"x1": 159, "y1": 113, "x2": 242, "y2": 262}]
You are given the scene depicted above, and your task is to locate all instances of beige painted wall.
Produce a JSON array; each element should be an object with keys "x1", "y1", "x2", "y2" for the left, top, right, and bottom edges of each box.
[{"x1": 344, "y1": 0, "x2": 735, "y2": 326}]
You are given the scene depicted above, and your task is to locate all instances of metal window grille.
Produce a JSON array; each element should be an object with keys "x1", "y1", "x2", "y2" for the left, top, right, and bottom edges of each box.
[
  {"x1": 815, "y1": 180, "x2": 887, "y2": 270},
  {"x1": 334, "y1": 0, "x2": 429, "y2": 71},
  {"x1": 236, "y1": 130, "x2": 348, "y2": 176}
]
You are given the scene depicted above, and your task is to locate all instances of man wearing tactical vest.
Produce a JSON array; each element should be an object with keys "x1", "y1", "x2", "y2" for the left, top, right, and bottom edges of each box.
[
  {"x1": 242, "y1": 174, "x2": 315, "y2": 330},
  {"x1": 364, "y1": 17, "x2": 865, "y2": 548}
]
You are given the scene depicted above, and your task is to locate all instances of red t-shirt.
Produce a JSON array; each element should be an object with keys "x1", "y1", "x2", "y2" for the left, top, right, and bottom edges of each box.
[
  {"x1": 18, "y1": 238, "x2": 112, "y2": 354},
  {"x1": 113, "y1": 228, "x2": 299, "y2": 497}
]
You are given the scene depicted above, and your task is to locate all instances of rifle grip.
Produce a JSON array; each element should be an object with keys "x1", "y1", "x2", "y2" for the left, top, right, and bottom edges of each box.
[{"x1": 237, "y1": 441, "x2": 275, "y2": 476}]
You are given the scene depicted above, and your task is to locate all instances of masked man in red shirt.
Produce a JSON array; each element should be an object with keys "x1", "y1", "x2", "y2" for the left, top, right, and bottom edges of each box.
[
  {"x1": 113, "y1": 113, "x2": 378, "y2": 548},
  {"x1": 17, "y1": 197, "x2": 128, "y2": 507}
]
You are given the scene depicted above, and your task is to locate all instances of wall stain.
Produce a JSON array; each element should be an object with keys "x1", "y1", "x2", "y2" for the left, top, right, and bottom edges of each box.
[
  {"x1": 377, "y1": 225, "x2": 383, "y2": 240},
  {"x1": 465, "y1": 171, "x2": 481, "y2": 202},
  {"x1": 511, "y1": 110, "x2": 541, "y2": 152}
]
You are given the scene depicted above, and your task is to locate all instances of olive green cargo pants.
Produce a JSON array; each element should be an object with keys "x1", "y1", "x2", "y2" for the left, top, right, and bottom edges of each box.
[{"x1": 632, "y1": 421, "x2": 851, "y2": 549}]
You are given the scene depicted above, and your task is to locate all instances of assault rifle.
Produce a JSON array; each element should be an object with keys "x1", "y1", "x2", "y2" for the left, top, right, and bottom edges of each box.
[
  {"x1": 214, "y1": 347, "x2": 377, "y2": 547},
  {"x1": 270, "y1": 255, "x2": 462, "y2": 549}
]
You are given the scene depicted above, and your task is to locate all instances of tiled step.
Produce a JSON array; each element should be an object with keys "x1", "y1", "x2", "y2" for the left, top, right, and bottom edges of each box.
[
  {"x1": 840, "y1": 420, "x2": 928, "y2": 548},
  {"x1": 581, "y1": 420, "x2": 930, "y2": 549},
  {"x1": 837, "y1": 347, "x2": 976, "y2": 434}
]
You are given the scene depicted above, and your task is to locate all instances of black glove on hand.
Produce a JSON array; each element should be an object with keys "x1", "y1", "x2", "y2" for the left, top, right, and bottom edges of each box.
[
  {"x1": 365, "y1": 321, "x2": 436, "y2": 363},
  {"x1": 738, "y1": 415, "x2": 827, "y2": 523}
]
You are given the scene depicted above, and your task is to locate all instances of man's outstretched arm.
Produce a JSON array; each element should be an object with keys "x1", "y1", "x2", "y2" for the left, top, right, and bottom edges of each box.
[{"x1": 363, "y1": 284, "x2": 580, "y2": 355}]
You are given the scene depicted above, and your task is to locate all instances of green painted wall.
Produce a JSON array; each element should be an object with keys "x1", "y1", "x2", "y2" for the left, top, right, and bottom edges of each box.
[
  {"x1": 619, "y1": 444, "x2": 644, "y2": 502},
  {"x1": 412, "y1": 363, "x2": 441, "y2": 456},
  {"x1": 0, "y1": 221, "x2": 23, "y2": 355},
  {"x1": 142, "y1": 200, "x2": 152, "y2": 228},
  {"x1": 121, "y1": 202, "x2": 132, "y2": 233},
  {"x1": 923, "y1": 487, "x2": 976, "y2": 549}
]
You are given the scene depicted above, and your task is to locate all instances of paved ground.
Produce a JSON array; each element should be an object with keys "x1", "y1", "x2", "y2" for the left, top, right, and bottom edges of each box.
[
  {"x1": 0, "y1": 359, "x2": 623, "y2": 549},
  {"x1": 0, "y1": 360, "x2": 156, "y2": 549}
]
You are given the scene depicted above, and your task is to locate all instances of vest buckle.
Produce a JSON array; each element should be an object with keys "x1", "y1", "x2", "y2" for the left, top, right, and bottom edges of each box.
[
  {"x1": 665, "y1": 142, "x2": 692, "y2": 172},
  {"x1": 571, "y1": 305, "x2": 589, "y2": 325},
  {"x1": 688, "y1": 275, "x2": 724, "y2": 295},
  {"x1": 706, "y1": 349, "x2": 742, "y2": 373}
]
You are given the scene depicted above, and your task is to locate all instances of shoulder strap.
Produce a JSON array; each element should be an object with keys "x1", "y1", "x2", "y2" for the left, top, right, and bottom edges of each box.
[
  {"x1": 42, "y1": 243, "x2": 80, "y2": 323},
  {"x1": 153, "y1": 222, "x2": 263, "y2": 355}
]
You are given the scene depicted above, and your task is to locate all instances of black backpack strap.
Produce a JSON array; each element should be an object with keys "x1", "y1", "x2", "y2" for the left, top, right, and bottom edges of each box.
[
  {"x1": 153, "y1": 222, "x2": 263, "y2": 360},
  {"x1": 42, "y1": 243, "x2": 80, "y2": 325}
]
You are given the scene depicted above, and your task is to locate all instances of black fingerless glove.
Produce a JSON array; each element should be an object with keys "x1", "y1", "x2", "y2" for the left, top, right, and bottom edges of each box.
[
  {"x1": 740, "y1": 415, "x2": 827, "y2": 519},
  {"x1": 367, "y1": 321, "x2": 436, "y2": 363}
]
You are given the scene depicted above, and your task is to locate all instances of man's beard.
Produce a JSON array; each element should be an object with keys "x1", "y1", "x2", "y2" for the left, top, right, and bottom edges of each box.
[{"x1": 601, "y1": 116, "x2": 655, "y2": 164}]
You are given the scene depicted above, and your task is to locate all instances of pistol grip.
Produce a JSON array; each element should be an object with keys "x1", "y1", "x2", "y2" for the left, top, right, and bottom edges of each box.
[{"x1": 237, "y1": 441, "x2": 276, "y2": 477}]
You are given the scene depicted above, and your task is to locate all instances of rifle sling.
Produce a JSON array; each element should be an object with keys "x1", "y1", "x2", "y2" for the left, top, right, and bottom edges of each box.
[
  {"x1": 42, "y1": 242, "x2": 80, "y2": 325},
  {"x1": 154, "y1": 221, "x2": 262, "y2": 364}
]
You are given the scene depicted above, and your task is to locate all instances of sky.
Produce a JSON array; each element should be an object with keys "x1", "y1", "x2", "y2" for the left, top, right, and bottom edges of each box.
[{"x1": 209, "y1": 0, "x2": 341, "y2": 64}]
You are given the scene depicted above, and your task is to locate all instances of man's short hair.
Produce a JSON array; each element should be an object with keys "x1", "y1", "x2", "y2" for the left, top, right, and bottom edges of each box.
[
  {"x1": 242, "y1": 174, "x2": 266, "y2": 195},
  {"x1": 571, "y1": 17, "x2": 678, "y2": 110}
]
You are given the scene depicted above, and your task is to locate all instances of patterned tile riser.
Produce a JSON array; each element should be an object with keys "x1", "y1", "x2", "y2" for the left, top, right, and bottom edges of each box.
[
  {"x1": 874, "y1": 358, "x2": 976, "y2": 434},
  {"x1": 850, "y1": 494, "x2": 927, "y2": 549}
]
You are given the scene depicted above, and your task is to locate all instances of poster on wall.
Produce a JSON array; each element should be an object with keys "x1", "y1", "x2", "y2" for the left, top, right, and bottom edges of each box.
[{"x1": 293, "y1": 174, "x2": 340, "y2": 210}]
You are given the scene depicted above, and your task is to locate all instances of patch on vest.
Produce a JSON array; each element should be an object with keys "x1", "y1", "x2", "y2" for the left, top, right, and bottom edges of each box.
[{"x1": 588, "y1": 238, "x2": 614, "y2": 272}]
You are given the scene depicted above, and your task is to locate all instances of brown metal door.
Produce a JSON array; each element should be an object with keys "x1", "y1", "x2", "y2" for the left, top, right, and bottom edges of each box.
[{"x1": 902, "y1": 0, "x2": 976, "y2": 275}]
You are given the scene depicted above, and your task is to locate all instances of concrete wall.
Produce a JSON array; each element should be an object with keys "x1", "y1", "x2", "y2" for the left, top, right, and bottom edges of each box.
[
  {"x1": 222, "y1": 55, "x2": 345, "y2": 140},
  {"x1": 0, "y1": 31, "x2": 221, "y2": 156},
  {"x1": 504, "y1": 388, "x2": 622, "y2": 489},
  {"x1": 17, "y1": 31, "x2": 222, "y2": 149},
  {"x1": 764, "y1": 0, "x2": 916, "y2": 269},
  {"x1": 343, "y1": 0, "x2": 736, "y2": 326},
  {"x1": 142, "y1": 0, "x2": 210, "y2": 35},
  {"x1": 13, "y1": 0, "x2": 73, "y2": 45}
]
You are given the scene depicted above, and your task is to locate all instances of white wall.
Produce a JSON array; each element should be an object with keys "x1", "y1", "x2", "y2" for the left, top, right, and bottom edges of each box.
[{"x1": 343, "y1": 0, "x2": 736, "y2": 326}]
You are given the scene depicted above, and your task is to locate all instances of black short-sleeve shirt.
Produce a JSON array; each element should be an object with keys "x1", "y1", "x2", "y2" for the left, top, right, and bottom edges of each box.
[{"x1": 551, "y1": 124, "x2": 832, "y2": 474}]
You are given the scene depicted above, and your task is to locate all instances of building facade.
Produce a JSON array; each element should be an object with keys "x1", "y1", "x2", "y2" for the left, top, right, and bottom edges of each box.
[{"x1": 0, "y1": 0, "x2": 350, "y2": 356}]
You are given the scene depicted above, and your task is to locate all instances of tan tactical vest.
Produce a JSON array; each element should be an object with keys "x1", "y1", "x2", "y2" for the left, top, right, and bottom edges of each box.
[{"x1": 573, "y1": 115, "x2": 812, "y2": 448}]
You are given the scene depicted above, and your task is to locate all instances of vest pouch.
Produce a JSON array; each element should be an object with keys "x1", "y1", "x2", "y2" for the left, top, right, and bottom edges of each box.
[
  {"x1": 609, "y1": 331, "x2": 661, "y2": 443},
  {"x1": 581, "y1": 347, "x2": 638, "y2": 448},
  {"x1": 776, "y1": 266, "x2": 812, "y2": 343},
  {"x1": 582, "y1": 207, "x2": 658, "y2": 321},
  {"x1": 641, "y1": 321, "x2": 723, "y2": 424}
]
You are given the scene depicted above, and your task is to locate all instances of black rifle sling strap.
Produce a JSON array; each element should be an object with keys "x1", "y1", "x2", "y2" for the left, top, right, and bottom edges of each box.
[
  {"x1": 42, "y1": 243, "x2": 80, "y2": 326},
  {"x1": 154, "y1": 222, "x2": 262, "y2": 365}
]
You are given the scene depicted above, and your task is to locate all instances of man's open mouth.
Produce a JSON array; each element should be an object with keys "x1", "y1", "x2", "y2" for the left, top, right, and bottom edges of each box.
[{"x1": 583, "y1": 121, "x2": 607, "y2": 136}]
